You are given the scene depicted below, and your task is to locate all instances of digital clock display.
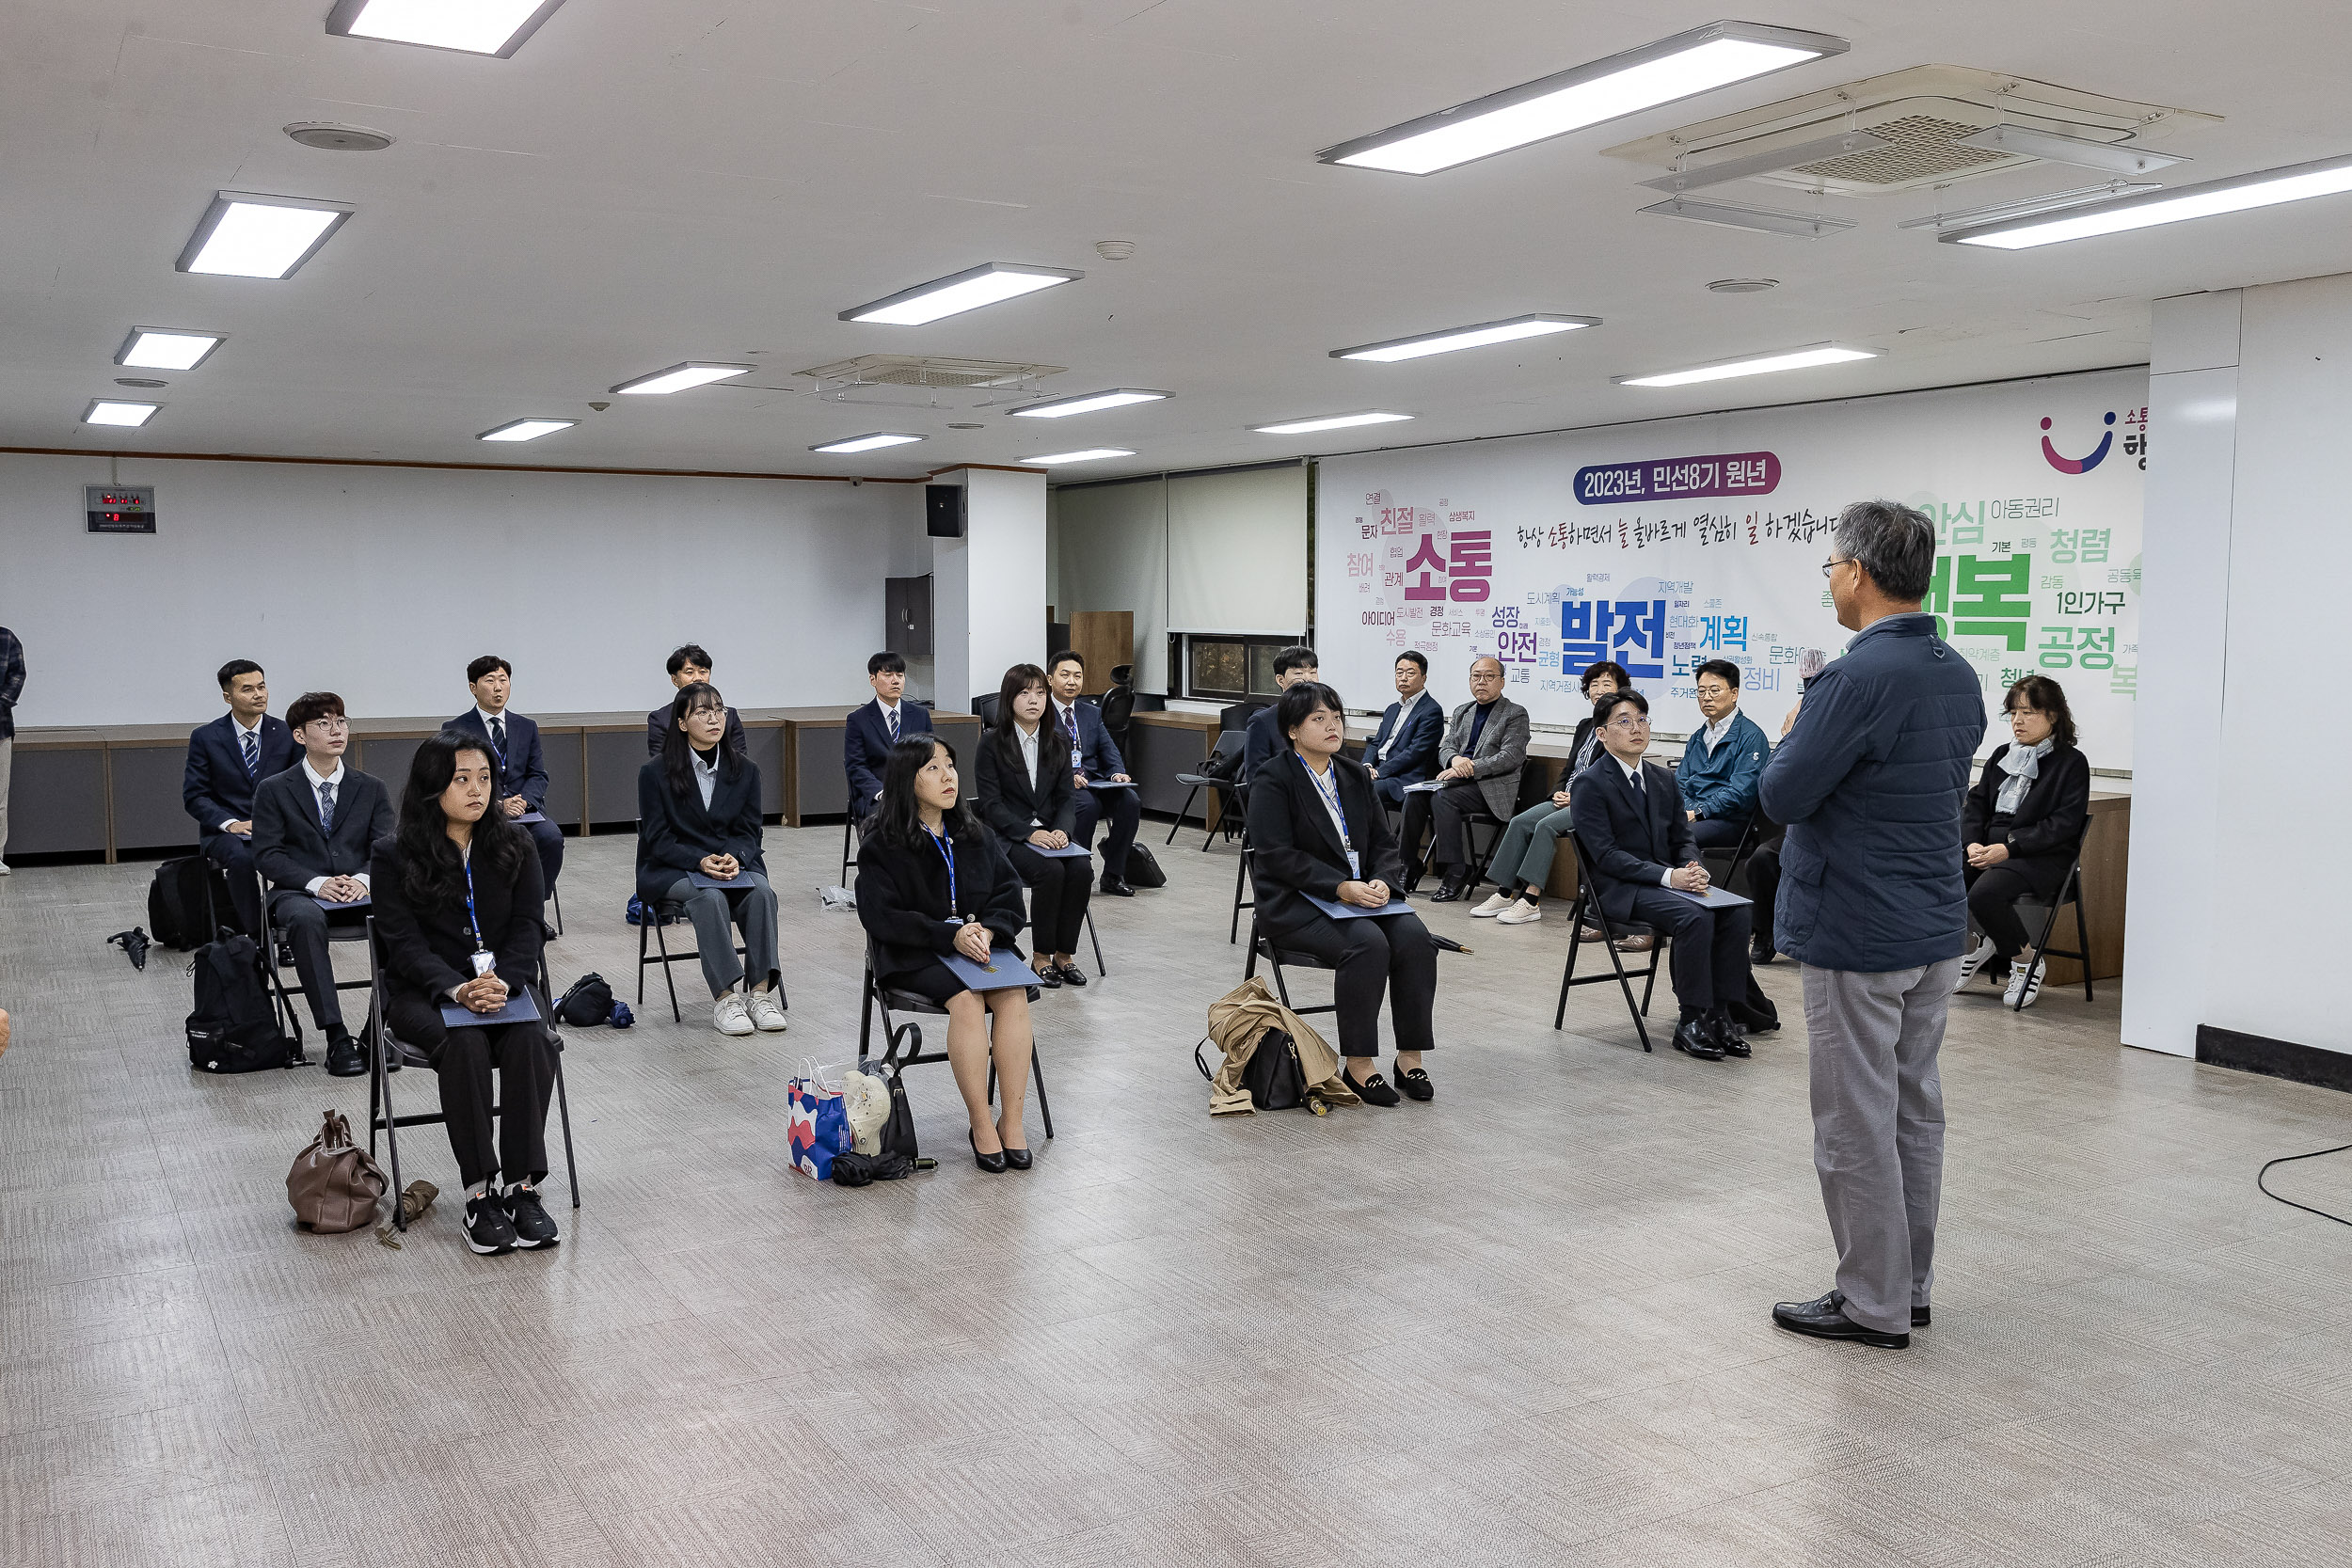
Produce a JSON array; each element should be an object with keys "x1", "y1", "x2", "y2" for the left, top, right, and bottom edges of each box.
[{"x1": 86, "y1": 484, "x2": 156, "y2": 533}]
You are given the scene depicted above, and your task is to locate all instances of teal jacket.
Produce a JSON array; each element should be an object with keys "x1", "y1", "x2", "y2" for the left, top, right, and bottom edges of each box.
[{"x1": 1677, "y1": 708, "x2": 1769, "y2": 821}]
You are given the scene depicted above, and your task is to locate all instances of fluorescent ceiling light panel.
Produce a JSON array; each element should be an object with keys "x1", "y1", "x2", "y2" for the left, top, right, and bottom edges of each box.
[
  {"x1": 1617, "y1": 344, "x2": 1878, "y2": 388},
  {"x1": 1640, "y1": 194, "x2": 1855, "y2": 237},
  {"x1": 842, "y1": 263, "x2": 1084, "y2": 325},
  {"x1": 117, "y1": 328, "x2": 225, "y2": 371},
  {"x1": 1944, "y1": 152, "x2": 2352, "y2": 249},
  {"x1": 1318, "y1": 21, "x2": 1847, "y2": 175},
  {"x1": 1639, "y1": 129, "x2": 1890, "y2": 193},
  {"x1": 610, "y1": 362, "x2": 753, "y2": 395},
  {"x1": 810, "y1": 433, "x2": 925, "y2": 454},
  {"x1": 1010, "y1": 389, "x2": 1168, "y2": 419},
  {"x1": 1021, "y1": 449, "x2": 1136, "y2": 466},
  {"x1": 176, "y1": 192, "x2": 353, "y2": 279},
  {"x1": 325, "y1": 0, "x2": 566, "y2": 57},
  {"x1": 478, "y1": 418, "x2": 576, "y2": 442},
  {"x1": 1253, "y1": 411, "x2": 1415, "y2": 436},
  {"x1": 1955, "y1": 124, "x2": 2186, "y2": 178},
  {"x1": 1333, "y1": 314, "x2": 1598, "y2": 362},
  {"x1": 84, "y1": 400, "x2": 161, "y2": 427}
]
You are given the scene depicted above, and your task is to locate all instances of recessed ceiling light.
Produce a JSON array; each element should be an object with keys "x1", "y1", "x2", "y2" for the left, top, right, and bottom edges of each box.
[
  {"x1": 117, "y1": 328, "x2": 225, "y2": 371},
  {"x1": 1707, "y1": 277, "x2": 1779, "y2": 293},
  {"x1": 1954, "y1": 124, "x2": 2186, "y2": 178},
  {"x1": 1010, "y1": 389, "x2": 1168, "y2": 419},
  {"x1": 84, "y1": 400, "x2": 161, "y2": 428},
  {"x1": 176, "y1": 192, "x2": 354, "y2": 279},
  {"x1": 1333, "y1": 314, "x2": 1598, "y2": 362},
  {"x1": 1639, "y1": 130, "x2": 1890, "y2": 193},
  {"x1": 479, "y1": 418, "x2": 577, "y2": 442},
  {"x1": 283, "y1": 121, "x2": 395, "y2": 152},
  {"x1": 1317, "y1": 21, "x2": 1848, "y2": 176},
  {"x1": 1640, "y1": 195, "x2": 1855, "y2": 237},
  {"x1": 1617, "y1": 344, "x2": 1879, "y2": 388},
  {"x1": 1021, "y1": 449, "x2": 1136, "y2": 466},
  {"x1": 610, "y1": 362, "x2": 754, "y2": 396},
  {"x1": 841, "y1": 262, "x2": 1084, "y2": 325},
  {"x1": 1253, "y1": 411, "x2": 1416, "y2": 436},
  {"x1": 811, "y1": 433, "x2": 925, "y2": 454},
  {"x1": 115, "y1": 378, "x2": 167, "y2": 389},
  {"x1": 1943, "y1": 152, "x2": 2352, "y2": 249},
  {"x1": 326, "y1": 0, "x2": 566, "y2": 58}
]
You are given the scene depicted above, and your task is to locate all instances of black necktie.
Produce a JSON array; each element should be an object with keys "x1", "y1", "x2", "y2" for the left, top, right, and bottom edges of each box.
[
  {"x1": 886, "y1": 706, "x2": 899, "y2": 741},
  {"x1": 490, "y1": 716, "x2": 507, "y2": 755},
  {"x1": 1629, "y1": 765, "x2": 1646, "y2": 800},
  {"x1": 241, "y1": 729, "x2": 260, "y2": 779},
  {"x1": 317, "y1": 781, "x2": 335, "y2": 833}
]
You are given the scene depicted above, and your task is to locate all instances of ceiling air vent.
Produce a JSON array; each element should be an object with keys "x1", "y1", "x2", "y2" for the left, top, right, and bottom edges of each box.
[{"x1": 796, "y1": 355, "x2": 1064, "y2": 390}]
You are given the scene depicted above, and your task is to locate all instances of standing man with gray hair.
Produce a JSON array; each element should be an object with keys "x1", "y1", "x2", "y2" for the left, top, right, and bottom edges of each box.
[{"x1": 1759, "y1": 500, "x2": 1985, "y2": 1350}]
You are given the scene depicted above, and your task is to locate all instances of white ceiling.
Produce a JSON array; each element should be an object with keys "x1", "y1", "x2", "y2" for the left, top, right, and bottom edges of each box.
[{"x1": 6, "y1": 0, "x2": 2352, "y2": 482}]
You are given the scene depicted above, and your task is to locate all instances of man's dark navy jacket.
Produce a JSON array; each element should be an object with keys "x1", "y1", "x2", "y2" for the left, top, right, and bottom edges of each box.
[
  {"x1": 446, "y1": 709, "x2": 549, "y2": 810},
  {"x1": 183, "y1": 713, "x2": 297, "y2": 837},
  {"x1": 845, "y1": 698, "x2": 933, "y2": 809},
  {"x1": 1049, "y1": 697, "x2": 1127, "y2": 779}
]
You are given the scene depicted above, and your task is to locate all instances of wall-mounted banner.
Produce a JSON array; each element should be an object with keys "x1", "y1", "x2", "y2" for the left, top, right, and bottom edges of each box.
[{"x1": 1315, "y1": 368, "x2": 2145, "y2": 768}]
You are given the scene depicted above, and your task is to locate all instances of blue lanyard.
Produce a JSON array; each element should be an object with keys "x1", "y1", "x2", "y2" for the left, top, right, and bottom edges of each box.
[
  {"x1": 927, "y1": 829, "x2": 961, "y2": 921},
  {"x1": 1296, "y1": 752, "x2": 1351, "y2": 852},
  {"x1": 462, "y1": 849, "x2": 485, "y2": 951}
]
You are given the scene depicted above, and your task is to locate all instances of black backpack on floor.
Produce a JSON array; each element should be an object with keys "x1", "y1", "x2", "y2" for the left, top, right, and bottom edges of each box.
[
  {"x1": 556, "y1": 973, "x2": 613, "y2": 1026},
  {"x1": 149, "y1": 856, "x2": 233, "y2": 949},
  {"x1": 185, "y1": 935, "x2": 300, "y2": 1073},
  {"x1": 1123, "y1": 843, "x2": 1167, "y2": 889}
]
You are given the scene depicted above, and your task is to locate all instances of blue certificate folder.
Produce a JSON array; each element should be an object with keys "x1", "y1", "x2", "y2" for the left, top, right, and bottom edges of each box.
[
  {"x1": 439, "y1": 990, "x2": 543, "y2": 1030},
  {"x1": 313, "y1": 894, "x2": 371, "y2": 910},
  {"x1": 1671, "y1": 885, "x2": 1753, "y2": 910},
  {"x1": 1031, "y1": 842, "x2": 1091, "y2": 859},
  {"x1": 515, "y1": 811, "x2": 548, "y2": 824},
  {"x1": 690, "y1": 872, "x2": 748, "y2": 888},
  {"x1": 1305, "y1": 894, "x2": 1416, "y2": 921},
  {"x1": 1082, "y1": 779, "x2": 1136, "y2": 791},
  {"x1": 942, "y1": 951, "x2": 1041, "y2": 991}
]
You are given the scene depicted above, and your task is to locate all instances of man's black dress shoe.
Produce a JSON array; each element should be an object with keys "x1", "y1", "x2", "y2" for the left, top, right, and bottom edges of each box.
[
  {"x1": 1671, "y1": 1017, "x2": 1724, "y2": 1060},
  {"x1": 1430, "y1": 877, "x2": 1470, "y2": 903},
  {"x1": 543, "y1": 921, "x2": 561, "y2": 944},
  {"x1": 969, "y1": 1131, "x2": 1009, "y2": 1174},
  {"x1": 325, "y1": 1027, "x2": 365, "y2": 1078},
  {"x1": 1099, "y1": 876, "x2": 1135, "y2": 897},
  {"x1": 1394, "y1": 1065, "x2": 1434, "y2": 1101},
  {"x1": 1397, "y1": 876, "x2": 1423, "y2": 897},
  {"x1": 1710, "y1": 1009, "x2": 1751, "y2": 1058},
  {"x1": 1772, "y1": 1290, "x2": 1910, "y2": 1348},
  {"x1": 1824, "y1": 1288, "x2": 1928, "y2": 1327},
  {"x1": 1750, "y1": 939, "x2": 1776, "y2": 965}
]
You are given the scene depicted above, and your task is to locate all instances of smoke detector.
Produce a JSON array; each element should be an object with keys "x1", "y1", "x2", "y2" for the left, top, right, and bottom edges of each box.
[
  {"x1": 1604, "y1": 66, "x2": 2217, "y2": 198},
  {"x1": 1094, "y1": 240, "x2": 1136, "y2": 261},
  {"x1": 1708, "y1": 278, "x2": 1779, "y2": 293},
  {"x1": 284, "y1": 121, "x2": 395, "y2": 152}
]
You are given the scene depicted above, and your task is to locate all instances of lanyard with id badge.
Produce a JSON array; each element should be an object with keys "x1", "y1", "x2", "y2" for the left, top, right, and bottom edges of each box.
[
  {"x1": 462, "y1": 849, "x2": 495, "y2": 979},
  {"x1": 1297, "y1": 753, "x2": 1359, "y2": 878}
]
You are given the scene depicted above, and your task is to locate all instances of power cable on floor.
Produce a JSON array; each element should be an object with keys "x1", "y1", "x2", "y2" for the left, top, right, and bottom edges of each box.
[{"x1": 2256, "y1": 1142, "x2": 2352, "y2": 1227}]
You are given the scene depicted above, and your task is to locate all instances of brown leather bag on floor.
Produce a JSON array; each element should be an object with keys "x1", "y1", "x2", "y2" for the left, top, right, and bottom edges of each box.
[{"x1": 287, "y1": 1110, "x2": 388, "y2": 1233}]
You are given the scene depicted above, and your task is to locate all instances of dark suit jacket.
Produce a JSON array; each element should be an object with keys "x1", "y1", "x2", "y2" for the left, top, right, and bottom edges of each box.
[
  {"x1": 634, "y1": 753, "x2": 767, "y2": 902},
  {"x1": 1569, "y1": 757, "x2": 1697, "y2": 925},
  {"x1": 370, "y1": 832, "x2": 546, "y2": 1007},
  {"x1": 447, "y1": 709, "x2": 549, "y2": 810},
  {"x1": 646, "y1": 704, "x2": 747, "y2": 759},
  {"x1": 1366, "y1": 693, "x2": 1444, "y2": 786},
  {"x1": 845, "y1": 699, "x2": 935, "y2": 807},
  {"x1": 855, "y1": 828, "x2": 1029, "y2": 982},
  {"x1": 184, "y1": 713, "x2": 297, "y2": 837},
  {"x1": 1962, "y1": 741, "x2": 2090, "y2": 861},
  {"x1": 1048, "y1": 698, "x2": 1128, "y2": 780},
  {"x1": 1244, "y1": 752, "x2": 1403, "y2": 929},
  {"x1": 1242, "y1": 703, "x2": 1286, "y2": 783},
  {"x1": 974, "y1": 724, "x2": 1076, "y2": 844},
  {"x1": 252, "y1": 766, "x2": 395, "y2": 892}
]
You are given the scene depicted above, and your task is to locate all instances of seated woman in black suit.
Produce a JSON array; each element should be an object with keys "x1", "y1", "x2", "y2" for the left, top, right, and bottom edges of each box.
[
  {"x1": 973, "y1": 663, "x2": 1092, "y2": 989},
  {"x1": 1955, "y1": 673, "x2": 2092, "y2": 1008},
  {"x1": 857, "y1": 735, "x2": 1038, "y2": 1172},
  {"x1": 1246, "y1": 680, "x2": 1438, "y2": 1107},
  {"x1": 638, "y1": 683, "x2": 786, "y2": 1037},
  {"x1": 372, "y1": 730, "x2": 560, "y2": 1257}
]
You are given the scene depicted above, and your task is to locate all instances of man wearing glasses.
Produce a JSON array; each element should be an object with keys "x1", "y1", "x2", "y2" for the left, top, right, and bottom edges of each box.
[
  {"x1": 1761, "y1": 501, "x2": 1985, "y2": 1352},
  {"x1": 1680, "y1": 659, "x2": 1770, "y2": 850},
  {"x1": 1408, "y1": 655, "x2": 1529, "y2": 900},
  {"x1": 1570, "y1": 688, "x2": 1752, "y2": 1060},
  {"x1": 250, "y1": 691, "x2": 395, "y2": 1076}
]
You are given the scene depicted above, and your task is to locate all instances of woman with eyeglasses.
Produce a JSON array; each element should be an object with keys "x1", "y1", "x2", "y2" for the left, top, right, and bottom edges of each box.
[
  {"x1": 1954, "y1": 674, "x2": 2091, "y2": 1008},
  {"x1": 1470, "y1": 660, "x2": 1632, "y2": 926},
  {"x1": 856, "y1": 735, "x2": 1038, "y2": 1171},
  {"x1": 974, "y1": 663, "x2": 1093, "y2": 988}
]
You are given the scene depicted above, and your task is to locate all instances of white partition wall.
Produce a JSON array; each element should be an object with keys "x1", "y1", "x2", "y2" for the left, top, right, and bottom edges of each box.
[{"x1": 932, "y1": 466, "x2": 1048, "y2": 711}]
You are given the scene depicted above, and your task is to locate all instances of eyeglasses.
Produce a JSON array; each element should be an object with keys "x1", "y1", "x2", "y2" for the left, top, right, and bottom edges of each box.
[
  {"x1": 1693, "y1": 685, "x2": 1732, "y2": 699},
  {"x1": 306, "y1": 717, "x2": 349, "y2": 732},
  {"x1": 1820, "y1": 556, "x2": 1852, "y2": 578},
  {"x1": 1607, "y1": 716, "x2": 1651, "y2": 732}
]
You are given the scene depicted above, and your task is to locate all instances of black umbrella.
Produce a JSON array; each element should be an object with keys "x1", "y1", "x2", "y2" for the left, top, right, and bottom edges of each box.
[{"x1": 106, "y1": 927, "x2": 151, "y2": 971}]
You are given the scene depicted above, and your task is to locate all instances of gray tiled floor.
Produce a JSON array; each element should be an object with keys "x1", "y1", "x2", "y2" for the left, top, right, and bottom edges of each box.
[{"x1": 3, "y1": 825, "x2": 2348, "y2": 1567}]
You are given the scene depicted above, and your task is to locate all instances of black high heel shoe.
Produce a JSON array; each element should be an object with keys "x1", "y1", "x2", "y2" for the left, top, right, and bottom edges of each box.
[
  {"x1": 1000, "y1": 1140, "x2": 1032, "y2": 1170},
  {"x1": 969, "y1": 1130, "x2": 1009, "y2": 1174}
]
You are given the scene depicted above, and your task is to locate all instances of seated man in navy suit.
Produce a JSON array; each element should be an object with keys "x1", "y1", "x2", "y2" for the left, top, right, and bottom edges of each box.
[
  {"x1": 1241, "y1": 645, "x2": 1319, "y2": 783},
  {"x1": 251, "y1": 691, "x2": 395, "y2": 1077},
  {"x1": 183, "y1": 659, "x2": 297, "y2": 938},
  {"x1": 647, "y1": 643, "x2": 747, "y2": 758},
  {"x1": 1363, "y1": 649, "x2": 1444, "y2": 808},
  {"x1": 450, "y1": 655, "x2": 564, "y2": 932},
  {"x1": 1047, "y1": 649, "x2": 1142, "y2": 896},
  {"x1": 845, "y1": 651, "x2": 931, "y2": 823},
  {"x1": 1569, "y1": 689, "x2": 1753, "y2": 1063}
]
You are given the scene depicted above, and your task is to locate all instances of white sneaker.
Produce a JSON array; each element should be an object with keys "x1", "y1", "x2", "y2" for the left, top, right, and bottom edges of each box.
[
  {"x1": 0, "y1": 861, "x2": 11, "y2": 874},
  {"x1": 2004, "y1": 960, "x2": 2043, "y2": 1009},
  {"x1": 1953, "y1": 937, "x2": 1995, "y2": 991},
  {"x1": 712, "y1": 990, "x2": 755, "y2": 1037},
  {"x1": 1470, "y1": 892, "x2": 1515, "y2": 918},
  {"x1": 747, "y1": 990, "x2": 788, "y2": 1033},
  {"x1": 1496, "y1": 899, "x2": 1544, "y2": 925}
]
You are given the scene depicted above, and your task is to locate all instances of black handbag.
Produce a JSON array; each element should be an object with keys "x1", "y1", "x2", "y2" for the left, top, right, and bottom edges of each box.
[
  {"x1": 1239, "y1": 1028, "x2": 1308, "y2": 1112},
  {"x1": 1123, "y1": 843, "x2": 1167, "y2": 889}
]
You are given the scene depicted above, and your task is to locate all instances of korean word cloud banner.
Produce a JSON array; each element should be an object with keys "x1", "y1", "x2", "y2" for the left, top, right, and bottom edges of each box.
[{"x1": 1315, "y1": 368, "x2": 2145, "y2": 767}]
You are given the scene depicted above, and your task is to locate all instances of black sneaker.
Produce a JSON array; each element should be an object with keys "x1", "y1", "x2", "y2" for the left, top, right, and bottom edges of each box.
[
  {"x1": 464, "y1": 1193, "x2": 518, "y2": 1256},
  {"x1": 1343, "y1": 1066, "x2": 1402, "y2": 1107},
  {"x1": 502, "y1": 1186, "x2": 560, "y2": 1250},
  {"x1": 1395, "y1": 1065, "x2": 1434, "y2": 1101}
]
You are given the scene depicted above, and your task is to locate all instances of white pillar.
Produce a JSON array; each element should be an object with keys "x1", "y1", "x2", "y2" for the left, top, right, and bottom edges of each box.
[{"x1": 930, "y1": 467, "x2": 1047, "y2": 714}]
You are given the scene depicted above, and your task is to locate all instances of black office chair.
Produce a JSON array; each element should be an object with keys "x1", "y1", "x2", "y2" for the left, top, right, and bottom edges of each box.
[
  {"x1": 1551, "y1": 832, "x2": 1670, "y2": 1053},
  {"x1": 634, "y1": 900, "x2": 756, "y2": 1023},
  {"x1": 363, "y1": 917, "x2": 580, "y2": 1232},
  {"x1": 857, "y1": 942, "x2": 1053, "y2": 1139},
  {"x1": 1099, "y1": 678, "x2": 1135, "y2": 766},
  {"x1": 2009, "y1": 827, "x2": 2095, "y2": 1009},
  {"x1": 972, "y1": 694, "x2": 1002, "y2": 726},
  {"x1": 1169, "y1": 730, "x2": 1247, "y2": 849},
  {"x1": 256, "y1": 871, "x2": 371, "y2": 1050}
]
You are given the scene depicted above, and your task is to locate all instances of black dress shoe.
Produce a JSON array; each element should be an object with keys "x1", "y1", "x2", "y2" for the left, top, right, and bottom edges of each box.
[
  {"x1": 1430, "y1": 877, "x2": 1470, "y2": 903},
  {"x1": 1099, "y1": 876, "x2": 1135, "y2": 897},
  {"x1": 1710, "y1": 1009, "x2": 1751, "y2": 1059},
  {"x1": 1394, "y1": 1065, "x2": 1434, "y2": 1101},
  {"x1": 968, "y1": 1131, "x2": 1009, "y2": 1174},
  {"x1": 1034, "y1": 964, "x2": 1062, "y2": 990},
  {"x1": 543, "y1": 921, "x2": 561, "y2": 944},
  {"x1": 1825, "y1": 1288, "x2": 1929, "y2": 1327},
  {"x1": 1751, "y1": 939, "x2": 1776, "y2": 965},
  {"x1": 1055, "y1": 961, "x2": 1089, "y2": 988},
  {"x1": 1342, "y1": 1066, "x2": 1402, "y2": 1106},
  {"x1": 325, "y1": 1028, "x2": 365, "y2": 1077},
  {"x1": 1671, "y1": 1017, "x2": 1724, "y2": 1060},
  {"x1": 1772, "y1": 1290, "x2": 1910, "y2": 1348},
  {"x1": 1001, "y1": 1144, "x2": 1033, "y2": 1170}
]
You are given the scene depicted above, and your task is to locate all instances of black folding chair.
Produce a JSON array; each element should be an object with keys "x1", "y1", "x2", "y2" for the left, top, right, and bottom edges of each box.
[
  {"x1": 635, "y1": 899, "x2": 754, "y2": 1023},
  {"x1": 1697, "y1": 815, "x2": 1766, "y2": 894},
  {"x1": 363, "y1": 917, "x2": 580, "y2": 1232},
  {"x1": 256, "y1": 871, "x2": 370, "y2": 1049},
  {"x1": 2010, "y1": 828, "x2": 2095, "y2": 1009},
  {"x1": 548, "y1": 883, "x2": 564, "y2": 939},
  {"x1": 841, "y1": 815, "x2": 862, "y2": 887},
  {"x1": 1551, "y1": 832, "x2": 1670, "y2": 1053},
  {"x1": 856, "y1": 942, "x2": 1053, "y2": 1139},
  {"x1": 1239, "y1": 914, "x2": 1340, "y2": 1025},
  {"x1": 1168, "y1": 730, "x2": 1247, "y2": 849},
  {"x1": 1230, "y1": 832, "x2": 1253, "y2": 944}
]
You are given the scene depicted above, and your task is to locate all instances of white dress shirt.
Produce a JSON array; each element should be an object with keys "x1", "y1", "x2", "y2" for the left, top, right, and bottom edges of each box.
[
  {"x1": 1613, "y1": 754, "x2": 1677, "y2": 888},
  {"x1": 1016, "y1": 723, "x2": 1042, "y2": 824},
  {"x1": 1700, "y1": 709, "x2": 1738, "y2": 756},
  {"x1": 1377, "y1": 691, "x2": 1427, "y2": 763},
  {"x1": 299, "y1": 757, "x2": 368, "y2": 895},
  {"x1": 691, "y1": 745, "x2": 720, "y2": 810},
  {"x1": 1300, "y1": 756, "x2": 1352, "y2": 861},
  {"x1": 223, "y1": 714, "x2": 267, "y2": 831}
]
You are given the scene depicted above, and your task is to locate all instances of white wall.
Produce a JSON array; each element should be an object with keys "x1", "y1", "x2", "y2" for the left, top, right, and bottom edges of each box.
[
  {"x1": 1051, "y1": 477, "x2": 1169, "y2": 692},
  {"x1": 2126, "y1": 276, "x2": 2352, "y2": 1059},
  {"x1": 931, "y1": 467, "x2": 1047, "y2": 710},
  {"x1": 0, "y1": 452, "x2": 929, "y2": 728}
]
